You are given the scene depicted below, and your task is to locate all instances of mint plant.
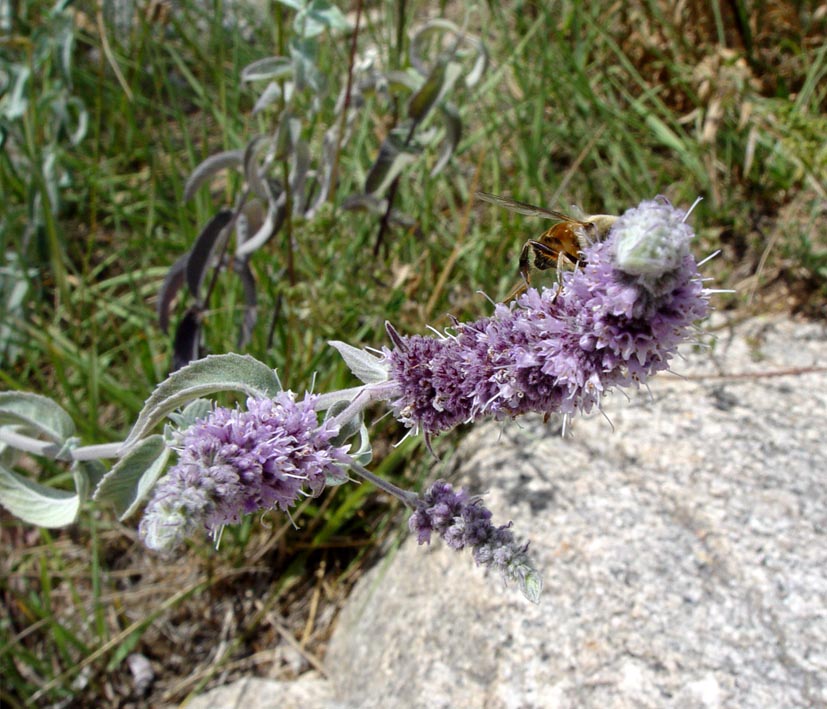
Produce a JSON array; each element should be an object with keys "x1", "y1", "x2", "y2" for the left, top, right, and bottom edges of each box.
[{"x1": 0, "y1": 197, "x2": 714, "y2": 602}]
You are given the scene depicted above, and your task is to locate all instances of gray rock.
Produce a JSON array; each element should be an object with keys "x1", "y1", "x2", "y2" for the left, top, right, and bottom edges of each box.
[
  {"x1": 192, "y1": 316, "x2": 827, "y2": 708},
  {"x1": 183, "y1": 674, "x2": 337, "y2": 709}
]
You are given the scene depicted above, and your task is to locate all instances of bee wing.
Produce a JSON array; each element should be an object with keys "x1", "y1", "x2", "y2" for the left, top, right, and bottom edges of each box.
[{"x1": 475, "y1": 191, "x2": 574, "y2": 222}]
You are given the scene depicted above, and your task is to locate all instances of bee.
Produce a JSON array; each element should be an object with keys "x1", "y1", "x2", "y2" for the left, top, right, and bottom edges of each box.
[{"x1": 476, "y1": 191, "x2": 618, "y2": 300}]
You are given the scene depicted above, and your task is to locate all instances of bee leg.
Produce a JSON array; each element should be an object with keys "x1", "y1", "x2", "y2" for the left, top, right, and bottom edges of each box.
[
  {"x1": 504, "y1": 242, "x2": 533, "y2": 303},
  {"x1": 548, "y1": 251, "x2": 578, "y2": 303},
  {"x1": 555, "y1": 252, "x2": 568, "y2": 283},
  {"x1": 529, "y1": 241, "x2": 569, "y2": 302},
  {"x1": 518, "y1": 240, "x2": 536, "y2": 286},
  {"x1": 504, "y1": 280, "x2": 528, "y2": 302}
]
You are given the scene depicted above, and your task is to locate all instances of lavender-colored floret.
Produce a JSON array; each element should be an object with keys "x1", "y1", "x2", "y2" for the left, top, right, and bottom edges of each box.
[{"x1": 140, "y1": 392, "x2": 349, "y2": 552}]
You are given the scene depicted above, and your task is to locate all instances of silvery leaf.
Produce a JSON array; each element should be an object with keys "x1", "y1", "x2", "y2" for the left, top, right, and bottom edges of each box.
[
  {"x1": 0, "y1": 461, "x2": 80, "y2": 527},
  {"x1": 122, "y1": 354, "x2": 282, "y2": 451},
  {"x1": 184, "y1": 150, "x2": 244, "y2": 202},
  {"x1": 167, "y1": 398, "x2": 213, "y2": 429},
  {"x1": 0, "y1": 391, "x2": 75, "y2": 444},
  {"x1": 253, "y1": 82, "x2": 283, "y2": 115},
  {"x1": 235, "y1": 199, "x2": 284, "y2": 258},
  {"x1": 328, "y1": 341, "x2": 389, "y2": 384},
  {"x1": 93, "y1": 435, "x2": 170, "y2": 520},
  {"x1": 240, "y1": 56, "x2": 293, "y2": 83}
]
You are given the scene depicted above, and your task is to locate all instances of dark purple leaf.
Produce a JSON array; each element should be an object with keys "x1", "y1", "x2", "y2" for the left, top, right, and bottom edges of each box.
[
  {"x1": 187, "y1": 210, "x2": 233, "y2": 299},
  {"x1": 171, "y1": 307, "x2": 203, "y2": 372}
]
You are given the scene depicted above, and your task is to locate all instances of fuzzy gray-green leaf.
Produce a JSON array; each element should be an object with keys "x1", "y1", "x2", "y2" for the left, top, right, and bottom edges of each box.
[
  {"x1": 184, "y1": 150, "x2": 244, "y2": 203},
  {"x1": 290, "y1": 38, "x2": 325, "y2": 94},
  {"x1": 274, "y1": 0, "x2": 305, "y2": 11},
  {"x1": 240, "y1": 56, "x2": 293, "y2": 83},
  {"x1": 328, "y1": 341, "x2": 389, "y2": 384},
  {"x1": 94, "y1": 435, "x2": 170, "y2": 519},
  {"x1": 167, "y1": 398, "x2": 213, "y2": 429},
  {"x1": 74, "y1": 459, "x2": 107, "y2": 501},
  {"x1": 348, "y1": 424, "x2": 372, "y2": 467},
  {"x1": 0, "y1": 391, "x2": 75, "y2": 444},
  {"x1": 296, "y1": 0, "x2": 350, "y2": 38},
  {"x1": 235, "y1": 199, "x2": 284, "y2": 258},
  {"x1": 0, "y1": 461, "x2": 80, "y2": 527},
  {"x1": 242, "y1": 135, "x2": 271, "y2": 201},
  {"x1": 122, "y1": 354, "x2": 282, "y2": 451},
  {"x1": 253, "y1": 82, "x2": 283, "y2": 115}
]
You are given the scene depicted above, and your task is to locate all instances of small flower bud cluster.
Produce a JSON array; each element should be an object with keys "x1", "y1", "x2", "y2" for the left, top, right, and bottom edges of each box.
[
  {"x1": 139, "y1": 393, "x2": 349, "y2": 552},
  {"x1": 612, "y1": 197, "x2": 695, "y2": 286},
  {"x1": 409, "y1": 480, "x2": 541, "y2": 600},
  {"x1": 385, "y1": 199, "x2": 709, "y2": 437}
]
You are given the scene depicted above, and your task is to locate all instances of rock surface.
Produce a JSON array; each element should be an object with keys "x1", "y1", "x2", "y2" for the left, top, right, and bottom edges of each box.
[{"x1": 191, "y1": 316, "x2": 827, "y2": 709}]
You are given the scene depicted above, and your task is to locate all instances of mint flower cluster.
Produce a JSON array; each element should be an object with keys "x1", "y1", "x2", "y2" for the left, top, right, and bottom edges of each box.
[
  {"x1": 139, "y1": 393, "x2": 349, "y2": 552},
  {"x1": 384, "y1": 198, "x2": 708, "y2": 438},
  {"x1": 410, "y1": 480, "x2": 540, "y2": 597}
]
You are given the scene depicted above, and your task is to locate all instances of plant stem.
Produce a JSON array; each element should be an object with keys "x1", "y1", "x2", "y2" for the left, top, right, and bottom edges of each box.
[
  {"x1": 348, "y1": 461, "x2": 418, "y2": 508},
  {"x1": 0, "y1": 429, "x2": 65, "y2": 460},
  {"x1": 323, "y1": 382, "x2": 402, "y2": 430}
]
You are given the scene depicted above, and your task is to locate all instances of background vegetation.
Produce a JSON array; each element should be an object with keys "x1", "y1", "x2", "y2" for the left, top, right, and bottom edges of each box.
[{"x1": 1, "y1": 0, "x2": 825, "y2": 705}]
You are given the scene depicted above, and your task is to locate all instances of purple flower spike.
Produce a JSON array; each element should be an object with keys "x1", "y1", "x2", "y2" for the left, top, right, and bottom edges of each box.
[
  {"x1": 140, "y1": 392, "x2": 350, "y2": 552},
  {"x1": 409, "y1": 480, "x2": 542, "y2": 602},
  {"x1": 385, "y1": 198, "x2": 710, "y2": 437}
]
